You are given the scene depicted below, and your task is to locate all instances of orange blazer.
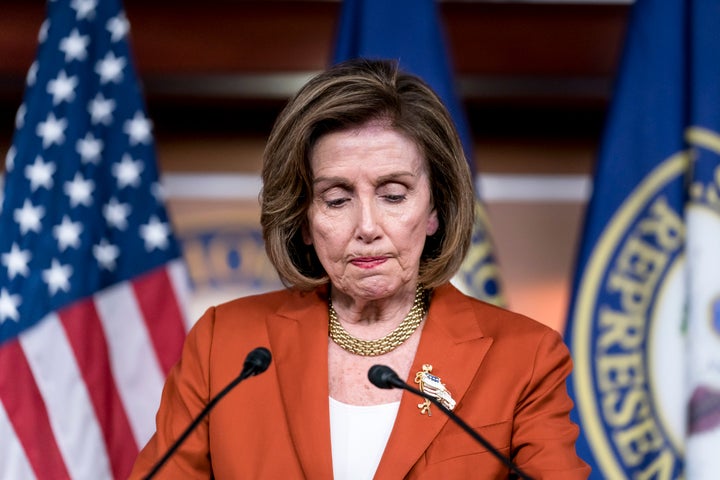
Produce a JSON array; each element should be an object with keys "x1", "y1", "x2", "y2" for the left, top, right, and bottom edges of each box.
[{"x1": 130, "y1": 283, "x2": 590, "y2": 479}]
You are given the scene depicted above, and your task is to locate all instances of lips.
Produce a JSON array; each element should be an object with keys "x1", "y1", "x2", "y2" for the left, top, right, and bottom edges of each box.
[{"x1": 350, "y1": 256, "x2": 387, "y2": 268}]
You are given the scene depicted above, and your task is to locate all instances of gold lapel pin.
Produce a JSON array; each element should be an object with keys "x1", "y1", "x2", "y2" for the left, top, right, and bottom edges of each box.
[{"x1": 414, "y1": 364, "x2": 456, "y2": 416}]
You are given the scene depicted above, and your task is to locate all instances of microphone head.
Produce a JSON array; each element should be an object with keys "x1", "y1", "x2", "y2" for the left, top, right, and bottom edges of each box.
[
  {"x1": 244, "y1": 347, "x2": 272, "y2": 376},
  {"x1": 368, "y1": 364, "x2": 400, "y2": 390}
]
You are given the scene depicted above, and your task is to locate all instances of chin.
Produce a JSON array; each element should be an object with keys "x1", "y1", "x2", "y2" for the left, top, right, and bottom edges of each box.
[{"x1": 349, "y1": 278, "x2": 409, "y2": 301}]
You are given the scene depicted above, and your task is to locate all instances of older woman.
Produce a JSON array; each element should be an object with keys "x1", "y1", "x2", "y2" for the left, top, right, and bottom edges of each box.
[{"x1": 130, "y1": 59, "x2": 589, "y2": 479}]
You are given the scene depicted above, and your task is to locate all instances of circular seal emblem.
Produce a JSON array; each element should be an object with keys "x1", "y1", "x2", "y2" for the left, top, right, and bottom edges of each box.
[
  {"x1": 683, "y1": 128, "x2": 720, "y2": 478},
  {"x1": 571, "y1": 153, "x2": 688, "y2": 478},
  {"x1": 454, "y1": 199, "x2": 504, "y2": 307}
]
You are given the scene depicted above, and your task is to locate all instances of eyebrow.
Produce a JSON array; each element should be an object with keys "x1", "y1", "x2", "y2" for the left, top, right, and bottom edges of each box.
[
  {"x1": 312, "y1": 171, "x2": 416, "y2": 187},
  {"x1": 312, "y1": 175, "x2": 346, "y2": 186}
]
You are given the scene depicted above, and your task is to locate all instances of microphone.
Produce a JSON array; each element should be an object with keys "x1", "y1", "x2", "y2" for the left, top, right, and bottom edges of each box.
[
  {"x1": 143, "y1": 347, "x2": 272, "y2": 479},
  {"x1": 368, "y1": 365, "x2": 534, "y2": 480}
]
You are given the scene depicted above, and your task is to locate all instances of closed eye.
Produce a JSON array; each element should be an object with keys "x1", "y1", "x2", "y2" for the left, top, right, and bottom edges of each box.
[
  {"x1": 383, "y1": 194, "x2": 406, "y2": 203},
  {"x1": 325, "y1": 197, "x2": 349, "y2": 208}
]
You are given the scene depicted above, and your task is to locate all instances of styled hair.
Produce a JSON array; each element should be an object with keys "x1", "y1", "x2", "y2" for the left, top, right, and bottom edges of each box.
[{"x1": 260, "y1": 58, "x2": 474, "y2": 290}]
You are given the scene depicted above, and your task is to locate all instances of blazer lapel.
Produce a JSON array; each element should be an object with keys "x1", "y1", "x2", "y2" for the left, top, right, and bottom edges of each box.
[
  {"x1": 267, "y1": 288, "x2": 334, "y2": 479},
  {"x1": 374, "y1": 284, "x2": 493, "y2": 479}
]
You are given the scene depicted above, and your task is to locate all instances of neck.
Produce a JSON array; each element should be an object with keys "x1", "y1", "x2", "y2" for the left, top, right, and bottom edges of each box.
[
  {"x1": 329, "y1": 285, "x2": 419, "y2": 328},
  {"x1": 327, "y1": 285, "x2": 428, "y2": 357}
]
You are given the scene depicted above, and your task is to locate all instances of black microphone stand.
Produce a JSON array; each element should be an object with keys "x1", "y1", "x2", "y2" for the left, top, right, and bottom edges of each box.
[
  {"x1": 143, "y1": 347, "x2": 271, "y2": 479},
  {"x1": 369, "y1": 365, "x2": 534, "y2": 480}
]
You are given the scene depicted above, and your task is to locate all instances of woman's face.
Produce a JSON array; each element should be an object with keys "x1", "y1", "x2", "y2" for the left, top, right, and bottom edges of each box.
[{"x1": 304, "y1": 122, "x2": 438, "y2": 302}]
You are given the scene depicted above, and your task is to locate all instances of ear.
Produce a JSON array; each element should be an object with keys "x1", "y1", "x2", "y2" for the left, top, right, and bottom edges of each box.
[
  {"x1": 426, "y1": 209, "x2": 439, "y2": 236},
  {"x1": 301, "y1": 222, "x2": 313, "y2": 245}
]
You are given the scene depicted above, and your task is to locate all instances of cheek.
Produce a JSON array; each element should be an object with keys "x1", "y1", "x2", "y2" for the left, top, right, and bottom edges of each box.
[{"x1": 304, "y1": 214, "x2": 346, "y2": 253}]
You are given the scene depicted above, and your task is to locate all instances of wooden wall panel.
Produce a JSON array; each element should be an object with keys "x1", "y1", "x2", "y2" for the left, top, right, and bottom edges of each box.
[{"x1": 0, "y1": 1, "x2": 629, "y2": 96}]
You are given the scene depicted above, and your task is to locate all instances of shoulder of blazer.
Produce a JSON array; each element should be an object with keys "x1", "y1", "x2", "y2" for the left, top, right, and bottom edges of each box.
[
  {"x1": 432, "y1": 282, "x2": 558, "y2": 342},
  {"x1": 211, "y1": 286, "x2": 328, "y2": 318}
]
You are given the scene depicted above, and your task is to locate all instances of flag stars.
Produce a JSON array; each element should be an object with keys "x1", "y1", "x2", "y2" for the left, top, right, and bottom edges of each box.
[
  {"x1": 38, "y1": 19, "x2": 50, "y2": 44},
  {"x1": 6, "y1": 146, "x2": 16, "y2": 173},
  {"x1": 26, "y1": 61, "x2": 39, "y2": 88},
  {"x1": 64, "y1": 172, "x2": 95, "y2": 207},
  {"x1": 93, "y1": 239, "x2": 120, "y2": 271},
  {"x1": 2, "y1": 243, "x2": 31, "y2": 280},
  {"x1": 14, "y1": 199, "x2": 45, "y2": 234},
  {"x1": 113, "y1": 154, "x2": 144, "y2": 188},
  {"x1": 95, "y1": 51, "x2": 126, "y2": 84},
  {"x1": 47, "y1": 70, "x2": 79, "y2": 105},
  {"x1": 124, "y1": 111, "x2": 153, "y2": 145},
  {"x1": 76, "y1": 132, "x2": 104, "y2": 164},
  {"x1": 71, "y1": 0, "x2": 97, "y2": 21},
  {"x1": 103, "y1": 197, "x2": 131, "y2": 230},
  {"x1": 107, "y1": 13, "x2": 130, "y2": 42},
  {"x1": 36, "y1": 112, "x2": 68, "y2": 148},
  {"x1": 59, "y1": 28, "x2": 90, "y2": 62},
  {"x1": 140, "y1": 216, "x2": 170, "y2": 251},
  {"x1": 53, "y1": 216, "x2": 83, "y2": 251},
  {"x1": 15, "y1": 104, "x2": 26, "y2": 129},
  {"x1": 88, "y1": 93, "x2": 116, "y2": 125},
  {"x1": 0, "y1": 289, "x2": 21, "y2": 323},
  {"x1": 151, "y1": 182, "x2": 166, "y2": 203},
  {"x1": 3, "y1": 0, "x2": 183, "y2": 329},
  {"x1": 42, "y1": 259, "x2": 73, "y2": 296},
  {"x1": 25, "y1": 155, "x2": 56, "y2": 191}
]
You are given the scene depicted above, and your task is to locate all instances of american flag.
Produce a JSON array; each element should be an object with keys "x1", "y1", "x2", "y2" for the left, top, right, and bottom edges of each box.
[{"x1": 0, "y1": 0, "x2": 190, "y2": 478}]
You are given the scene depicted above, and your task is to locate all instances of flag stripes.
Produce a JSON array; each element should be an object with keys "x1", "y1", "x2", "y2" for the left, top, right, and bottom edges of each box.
[
  {"x1": 93, "y1": 271, "x2": 170, "y2": 448},
  {"x1": 0, "y1": 399, "x2": 43, "y2": 479},
  {"x1": 21, "y1": 313, "x2": 114, "y2": 479},
  {"x1": 0, "y1": 1, "x2": 190, "y2": 477},
  {"x1": 133, "y1": 266, "x2": 186, "y2": 375},
  {"x1": 0, "y1": 263, "x2": 185, "y2": 479},
  {"x1": 0, "y1": 341, "x2": 71, "y2": 480},
  {"x1": 59, "y1": 299, "x2": 138, "y2": 480}
]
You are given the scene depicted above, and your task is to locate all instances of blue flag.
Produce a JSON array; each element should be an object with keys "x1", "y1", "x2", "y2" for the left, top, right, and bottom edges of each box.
[
  {"x1": 0, "y1": 1, "x2": 189, "y2": 477},
  {"x1": 333, "y1": 0, "x2": 504, "y2": 305},
  {"x1": 565, "y1": 0, "x2": 720, "y2": 477}
]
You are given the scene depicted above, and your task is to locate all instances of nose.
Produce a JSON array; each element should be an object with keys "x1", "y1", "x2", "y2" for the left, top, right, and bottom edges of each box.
[{"x1": 355, "y1": 198, "x2": 381, "y2": 243}]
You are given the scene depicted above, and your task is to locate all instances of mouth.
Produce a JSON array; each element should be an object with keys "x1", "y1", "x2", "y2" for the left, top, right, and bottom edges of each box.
[{"x1": 350, "y1": 256, "x2": 388, "y2": 269}]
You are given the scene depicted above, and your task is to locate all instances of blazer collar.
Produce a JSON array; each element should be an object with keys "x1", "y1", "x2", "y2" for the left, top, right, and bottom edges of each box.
[
  {"x1": 375, "y1": 283, "x2": 493, "y2": 479},
  {"x1": 267, "y1": 286, "x2": 334, "y2": 479},
  {"x1": 266, "y1": 284, "x2": 492, "y2": 479}
]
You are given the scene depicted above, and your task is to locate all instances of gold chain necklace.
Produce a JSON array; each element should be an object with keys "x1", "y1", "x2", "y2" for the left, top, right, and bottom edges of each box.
[{"x1": 328, "y1": 285, "x2": 427, "y2": 356}]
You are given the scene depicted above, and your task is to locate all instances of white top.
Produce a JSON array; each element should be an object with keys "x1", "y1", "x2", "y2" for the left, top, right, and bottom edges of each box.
[{"x1": 329, "y1": 397, "x2": 400, "y2": 480}]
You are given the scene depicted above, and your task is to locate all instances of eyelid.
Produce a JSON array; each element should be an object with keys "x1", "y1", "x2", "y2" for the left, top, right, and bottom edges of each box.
[
  {"x1": 383, "y1": 193, "x2": 406, "y2": 202},
  {"x1": 378, "y1": 181, "x2": 409, "y2": 193},
  {"x1": 325, "y1": 197, "x2": 349, "y2": 208}
]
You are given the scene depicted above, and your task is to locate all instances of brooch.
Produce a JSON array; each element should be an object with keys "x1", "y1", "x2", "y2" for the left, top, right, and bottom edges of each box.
[{"x1": 414, "y1": 364, "x2": 456, "y2": 416}]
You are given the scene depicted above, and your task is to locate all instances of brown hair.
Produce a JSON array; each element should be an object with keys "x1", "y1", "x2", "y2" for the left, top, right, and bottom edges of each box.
[{"x1": 261, "y1": 58, "x2": 474, "y2": 290}]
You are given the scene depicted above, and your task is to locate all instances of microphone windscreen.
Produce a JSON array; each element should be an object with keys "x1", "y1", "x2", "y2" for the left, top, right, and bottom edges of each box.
[
  {"x1": 368, "y1": 364, "x2": 398, "y2": 389},
  {"x1": 245, "y1": 347, "x2": 272, "y2": 375}
]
